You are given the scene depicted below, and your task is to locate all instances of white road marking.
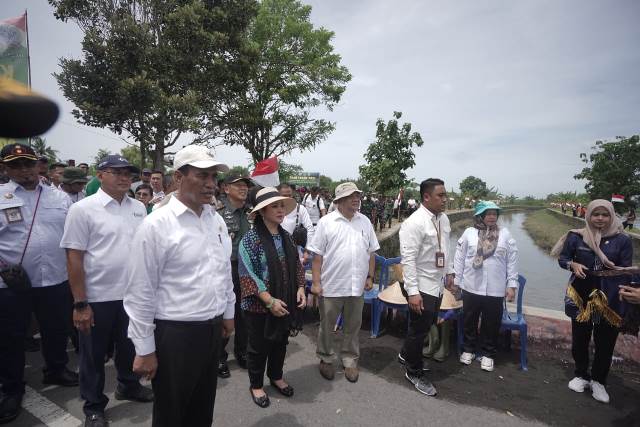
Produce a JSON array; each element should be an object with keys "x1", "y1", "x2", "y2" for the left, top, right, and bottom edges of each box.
[{"x1": 23, "y1": 385, "x2": 81, "y2": 427}]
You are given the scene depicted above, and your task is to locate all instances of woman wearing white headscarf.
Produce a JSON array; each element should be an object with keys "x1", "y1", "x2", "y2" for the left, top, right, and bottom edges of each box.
[{"x1": 552, "y1": 199, "x2": 633, "y2": 404}]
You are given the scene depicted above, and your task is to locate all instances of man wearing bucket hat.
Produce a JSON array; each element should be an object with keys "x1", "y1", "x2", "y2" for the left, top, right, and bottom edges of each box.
[
  {"x1": 124, "y1": 145, "x2": 236, "y2": 427},
  {"x1": 60, "y1": 155, "x2": 152, "y2": 426},
  {"x1": 60, "y1": 167, "x2": 89, "y2": 203},
  {"x1": 308, "y1": 182, "x2": 379, "y2": 383},
  {"x1": 454, "y1": 201, "x2": 518, "y2": 372}
]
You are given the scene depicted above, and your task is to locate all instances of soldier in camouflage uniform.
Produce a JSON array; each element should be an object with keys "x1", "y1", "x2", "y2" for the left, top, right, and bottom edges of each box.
[
  {"x1": 360, "y1": 194, "x2": 374, "y2": 223},
  {"x1": 384, "y1": 197, "x2": 394, "y2": 229},
  {"x1": 376, "y1": 196, "x2": 386, "y2": 230},
  {"x1": 217, "y1": 173, "x2": 252, "y2": 378}
]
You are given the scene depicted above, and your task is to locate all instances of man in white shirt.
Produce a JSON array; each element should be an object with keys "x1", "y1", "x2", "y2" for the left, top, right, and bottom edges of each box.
[
  {"x1": 61, "y1": 155, "x2": 152, "y2": 427},
  {"x1": 149, "y1": 170, "x2": 165, "y2": 204},
  {"x1": 302, "y1": 186, "x2": 326, "y2": 225},
  {"x1": 398, "y1": 178, "x2": 456, "y2": 397},
  {"x1": 48, "y1": 162, "x2": 66, "y2": 189},
  {"x1": 0, "y1": 144, "x2": 78, "y2": 424},
  {"x1": 124, "y1": 145, "x2": 235, "y2": 427},
  {"x1": 308, "y1": 182, "x2": 379, "y2": 383},
  {"x1": 278, "y1": 183, "x2": 315, "y2": 258}
]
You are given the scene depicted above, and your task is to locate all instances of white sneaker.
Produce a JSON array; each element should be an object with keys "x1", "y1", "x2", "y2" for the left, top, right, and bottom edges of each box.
[
  {"x1": 590, "y1": 381, "x2": 610, "y2": 403},
  {"x1": 459, "y1": 352, "x2": 474, "y2": 365},
  {"x1": 568, "y1": 377, "x2": 590, "y2": 393},
  {"x1": 480, "y1": 356, "x2": 494, "y2": 372}
]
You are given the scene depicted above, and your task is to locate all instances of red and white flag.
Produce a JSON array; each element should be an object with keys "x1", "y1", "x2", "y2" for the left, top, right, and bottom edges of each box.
[
  {"x1": 251, "y1": 156, "x2": 279, "y2": 188},
  {"x1": 611, "y1": 194, "x2": 625, "y2": 203}
]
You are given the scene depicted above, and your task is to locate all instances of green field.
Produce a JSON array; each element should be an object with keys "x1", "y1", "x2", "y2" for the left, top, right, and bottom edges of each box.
[{"x1": 522, "y1": 209, "x2": 572, "y2": 253}]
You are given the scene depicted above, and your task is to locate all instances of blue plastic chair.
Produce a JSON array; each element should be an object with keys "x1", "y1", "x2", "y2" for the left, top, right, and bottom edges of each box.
[
  {"x1": 371, "y1": 256, "x2": 404, "y2": 338},
  {"x1": 499, "y1": 274, "x2": 528, "y2": 371},
  {"x1": 440, "y1": 308, "x2": 465, "y2": 356}
]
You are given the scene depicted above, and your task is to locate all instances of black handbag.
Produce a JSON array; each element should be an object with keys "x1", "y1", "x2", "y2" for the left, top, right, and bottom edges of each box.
[
  {"x1": 291, "y1": 204, "x2": 308, "y2": 247},
  {"x1": 0, "y1": 187, "x2": 41, "y2": 292}
]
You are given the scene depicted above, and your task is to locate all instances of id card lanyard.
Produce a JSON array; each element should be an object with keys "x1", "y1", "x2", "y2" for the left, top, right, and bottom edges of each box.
[{"x1": 432, "y1": 216, "x2": 445, "y2": 268}]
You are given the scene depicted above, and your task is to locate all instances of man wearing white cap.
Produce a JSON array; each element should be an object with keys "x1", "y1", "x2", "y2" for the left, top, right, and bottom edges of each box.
[
  {"x1": 308, "y1": 182, "x2": 379, "y2": 383},
  {"x1": 124, "y1": 145, "x2": 235, "y2": 427}
]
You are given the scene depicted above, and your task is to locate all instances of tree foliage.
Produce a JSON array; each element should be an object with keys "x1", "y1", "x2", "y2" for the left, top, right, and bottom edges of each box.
[
  {"x1": 574, "y1": 135, "x2": 640, "y2": 202},
  {"x1": 205, "y1": 0, "x2": 351, "y2": 163},
  {"x1": 120, "y1": 145, "x2": 154, "y2": 170},
  {"x1": 31, "y1": 137, "x2": 59, "y2": 163},
  {"x1": 459, "y1": 176, "x2": 489, "y2": 199},
  {"x1": 358, "y1": 111, "x2": 423, "y2": 195},
  {"x1": 50, "y1": 0, "x2": 257, "y2": 168}
]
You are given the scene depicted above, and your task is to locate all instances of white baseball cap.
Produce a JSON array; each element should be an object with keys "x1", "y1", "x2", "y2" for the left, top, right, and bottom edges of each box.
[{"x1": 173, "y1": 145, "x2": 229, "y2": 172}]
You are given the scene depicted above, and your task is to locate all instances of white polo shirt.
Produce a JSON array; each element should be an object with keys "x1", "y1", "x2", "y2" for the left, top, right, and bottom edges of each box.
[
  {"x1": 124, "y1": 196, "x2": 235, "y2": 355},
  {"x1": 60, "y1": 188, "x2": 146, "y2": 302},
  {"x1": 302, "y1": 194, "x2": 325, "y2": 224},
  {"x1": 307, "y1": 210, "x2": 380, "y2": 297},
  {"x1": 0, "y1": 180, "x2": 71, "y2": 288}
]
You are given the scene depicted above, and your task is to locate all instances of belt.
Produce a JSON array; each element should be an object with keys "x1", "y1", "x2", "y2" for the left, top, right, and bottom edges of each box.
[{"x1": 155, "y1": 315, "x2": 223, "y2": 326}]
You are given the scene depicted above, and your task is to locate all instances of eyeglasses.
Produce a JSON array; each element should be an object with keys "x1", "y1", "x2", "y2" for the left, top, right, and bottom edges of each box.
[
  {"x1": 5, "y1": 160, "x2": 37, "y2": 170},
  {"x1": 103, "y1": 169, "x2": 132, "y2": 178}
]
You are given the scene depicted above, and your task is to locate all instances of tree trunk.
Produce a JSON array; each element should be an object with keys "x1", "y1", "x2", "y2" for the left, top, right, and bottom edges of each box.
[{"x1": 152, "y1": 133, "x2": 166, "y2": 170}]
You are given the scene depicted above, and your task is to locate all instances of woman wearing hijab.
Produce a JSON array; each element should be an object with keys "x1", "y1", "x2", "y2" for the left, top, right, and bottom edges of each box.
[
  {"x1": 551, "y1": 199, "x2": 633, "y2": 404},
  {"x1": 238, "y1": 187, "x2": 307, "y2": 408},
  {"x1": 454, "y1": 201, "x2": 519, "y2": 372}
]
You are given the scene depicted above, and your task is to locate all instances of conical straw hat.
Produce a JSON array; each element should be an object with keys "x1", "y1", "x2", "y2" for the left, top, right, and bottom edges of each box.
[
  {"x1": 440, "y1": 287, "x2": 463, "y2": 310},
  {"x1": 378, "y1": 281, "x2": 408, "y2": 305}
]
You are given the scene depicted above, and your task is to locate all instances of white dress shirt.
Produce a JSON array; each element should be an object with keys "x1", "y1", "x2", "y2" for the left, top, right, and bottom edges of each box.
[
  {"x1": 307, "y1": 210, "x2": 380, "y2": 297},
  {"x1": 302, "y1": 194, "x2": 325, "y2": 224},
  {"x1": 60, "y1": 187, "x2": 147, "y2": 302},
  {"x1": 454, "y1": 226, "x2": 519, "y2": 297},
  {"x1": 281, "y1": 203, "x2": 315, "y2": 246},
  {"x1": 399, "y1": 205, "x2": 454, "y2": 298},
  {"x1": 0, "y1": 180, "x2": 71, "y2": 288},
  {"x1": 124, "y1": 196, "x2": 235, "y2": 356}
]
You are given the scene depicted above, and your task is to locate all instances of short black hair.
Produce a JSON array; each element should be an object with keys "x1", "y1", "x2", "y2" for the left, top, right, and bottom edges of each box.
[
  {"x1": 420, "y1": 178, "x2": 445, "y2": 200},
  {"x1": 135, "y1": 183, "x2": 152, "y2": 194},
  {"x1": 151, "y1": 169, "x2": 164, "y2": 176}
]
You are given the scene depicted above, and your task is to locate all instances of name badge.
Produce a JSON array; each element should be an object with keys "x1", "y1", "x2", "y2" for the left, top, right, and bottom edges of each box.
[
  {"x1": 4, "y1": 207, "x2": 24, "y2": 224},
  {"x1": 435, "y1": 251, "x2": 445, "y2": 268}
]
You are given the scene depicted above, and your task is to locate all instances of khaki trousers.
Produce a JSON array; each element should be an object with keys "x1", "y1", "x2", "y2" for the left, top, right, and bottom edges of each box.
[{"x1": 316, "y1": 296, "x2": 364, "y2": 368}]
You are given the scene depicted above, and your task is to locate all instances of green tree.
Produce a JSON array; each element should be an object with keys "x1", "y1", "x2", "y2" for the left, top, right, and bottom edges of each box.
[
  {"x1": 278, "y1": 160, "x2": 303, "y2": 184},
  {"x1": 93, "y1": 148, "x2": 111, "y2": 166},
  {"x1": 574, "y1": 135, "x2": 640, "y2": 202},
  {"x1": 459, "y1": 176, "x2": 489, "y2": 199},
  {"x1": 206, "y1": 0, "x2": 351, "y2": 163},
  {"x1": 50, "y1": 0, "x2": 256, "y2": 169},
  {"x1": 120, "y1": 145, "x2": 153, "y2": 171},
  {"x1": 358, "y1": 111, "x2": 424, "y2": 195},
  {"x1": 30, "y1": 136, "x2": 59, "y2": 163},
  {"x1": 227, "y1": 165, "x2": 251, "y2": 178}
]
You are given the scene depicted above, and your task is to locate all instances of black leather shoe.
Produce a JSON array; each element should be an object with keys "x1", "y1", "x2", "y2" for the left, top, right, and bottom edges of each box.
[
  {"x1": 43, "y1": 368, "x2": 79, "y2": 387},
  {"x1": 249, "y1": 388, "x2": 270, "y2": 408},
  {"x1": 235, "y1": 353, "x2": 247, "y2": 369},
  {"x1": 269, "y1": 380, "x2": 294, "y2": 397},
  {"x1": 84, "y1": 413, "x2": 107, "y2": 427},
  {"x1": 0, "y1": 394, "x2": 22, "y2": 424},
  {"x1": 218, "y1": 361, "x2": 230, "y2": 378},
  {"x1": 114, "y1": 386, "x2": 154, "y2": 403}
]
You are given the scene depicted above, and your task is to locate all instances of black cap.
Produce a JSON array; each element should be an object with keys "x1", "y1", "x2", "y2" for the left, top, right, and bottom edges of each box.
[
  {"x1": 97, "y1": 155, "x2": 140, "y2": 174},
  {"x1": 1, "y1": 143, "x2": 38, "y2": 162},
  {"x1": 0, "y1": 78, "x2": 59, "y2": 138},
  {"x1": 224, "y1": 173, "x2": 252, "y2": 185}
]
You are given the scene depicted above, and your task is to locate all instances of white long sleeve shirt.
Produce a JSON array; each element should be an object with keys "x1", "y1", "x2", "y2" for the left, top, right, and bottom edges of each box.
[
  {"x1": 399, "y1": 205, "x2": 454, "y2": 298},
  {"x1": 281, "y1": 203, "x2": 315, "y2": 246},
  {"x1": 454, "y1": 226, "x2": 519, "y2": 297},
  {"x1": 124, "y1": 196, "x2": 235, "y2": 356}
]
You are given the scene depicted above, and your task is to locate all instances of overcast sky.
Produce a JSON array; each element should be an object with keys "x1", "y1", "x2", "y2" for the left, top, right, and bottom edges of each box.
[{"x1": 2, "y1": 0, "x2": 638, "y2": 197}]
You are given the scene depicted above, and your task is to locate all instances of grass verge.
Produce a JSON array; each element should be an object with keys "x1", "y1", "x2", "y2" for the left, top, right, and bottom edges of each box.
[{"x1": 522, "y1": 209, "x2": 571, "y2": 253}]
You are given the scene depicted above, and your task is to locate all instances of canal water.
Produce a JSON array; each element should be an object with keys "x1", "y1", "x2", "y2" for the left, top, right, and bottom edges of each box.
[{"x1": 450, "y1": 211, "x2": 569, "y2": 311}]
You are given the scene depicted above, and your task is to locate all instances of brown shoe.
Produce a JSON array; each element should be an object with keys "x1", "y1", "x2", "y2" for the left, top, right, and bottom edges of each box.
[
  {"x1": 344, "y1": 367, "x2": 359, "y2": 383},
  {"x1": 319, "y1": 361, "x2": 335, "y2": 380}
]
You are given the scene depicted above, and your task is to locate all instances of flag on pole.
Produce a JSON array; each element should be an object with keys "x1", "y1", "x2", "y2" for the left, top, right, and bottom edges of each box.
[
  {"x1": 0, "y1": 13, "x2": 29, "y2": 85},
  {"x1": 251, "y1": 156, "x2": 279, "y2": 188},
  {"x1": 611, "y1": 194, "x2": 625, "y2": 203}
]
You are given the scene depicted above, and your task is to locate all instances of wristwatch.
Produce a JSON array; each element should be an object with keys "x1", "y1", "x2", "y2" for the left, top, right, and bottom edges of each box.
[{"x1": 73, "y1": 300, "x2": 89, "y2": 310}]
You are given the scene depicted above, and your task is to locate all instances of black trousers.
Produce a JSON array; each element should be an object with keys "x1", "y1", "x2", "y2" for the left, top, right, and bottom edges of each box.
[
  {"x1": 244, "y1": 311, "x2": 288, "y2": 389},
  {"x1": 401, "y1": 292, "x2": 441, "y2": 375},
  {"x1": 462, "y1": 290, "x2": 504, "y2": 358},
  {"x1": 79, "y1": 300, "x2": 140, "y2": 416},
  {"x1": 571, "y1": 319, "x2": 619, "y2": 384},
  {"x1": 220, "y1": 260, "x2": 247, "y2": 362},
  {"x1": 152, "y1": 317, "x2": 222, "y2": 427},
  {"x1": 0, "y1": 282, "x2": 71, "y2": 396}
]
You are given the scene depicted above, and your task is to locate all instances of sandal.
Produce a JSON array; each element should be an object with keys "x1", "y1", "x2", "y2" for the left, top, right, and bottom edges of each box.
[{"x1": 249, "y1": 387, "x2": 270, "y2": 408}]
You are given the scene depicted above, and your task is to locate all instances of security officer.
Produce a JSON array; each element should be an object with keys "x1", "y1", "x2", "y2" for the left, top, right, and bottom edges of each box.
[
  {"x1": 217, "y1": 173, "x2": 252, "y2": 378},
  {"x1": 0, "y1": 144, "x2": 79, "y2": 424}
]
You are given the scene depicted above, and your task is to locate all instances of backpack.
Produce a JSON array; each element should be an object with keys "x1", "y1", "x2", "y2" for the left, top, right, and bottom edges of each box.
[
  {"x1": 291, "y1": 204, "x2": 308, "y2": 247},
  {"x1": 303, "y1": 193, "x2": 321, "y2": 213}
]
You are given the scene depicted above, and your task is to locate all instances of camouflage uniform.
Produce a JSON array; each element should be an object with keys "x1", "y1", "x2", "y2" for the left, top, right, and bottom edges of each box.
[{"x1": 360, "y1": 197, "x2": 374, "y2": 222}]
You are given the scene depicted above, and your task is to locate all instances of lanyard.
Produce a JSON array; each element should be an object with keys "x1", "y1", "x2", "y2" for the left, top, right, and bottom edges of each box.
[{"x1": 431, "y1": 216, "x2": 441, "y2": 251}]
